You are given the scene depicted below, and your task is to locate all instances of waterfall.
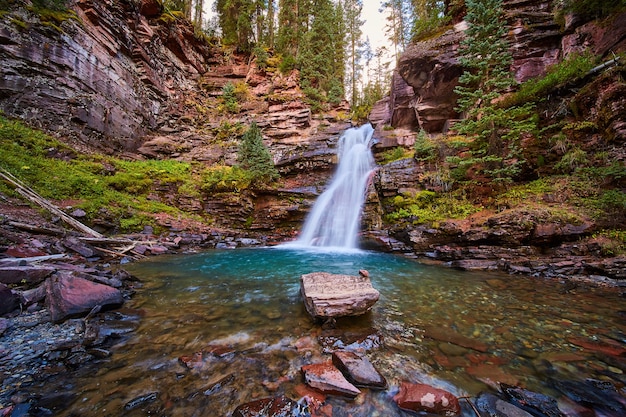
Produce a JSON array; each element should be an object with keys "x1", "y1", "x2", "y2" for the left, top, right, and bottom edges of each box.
[{"x1": 292, "y1": 124, "x2": 376, "y2": 250}]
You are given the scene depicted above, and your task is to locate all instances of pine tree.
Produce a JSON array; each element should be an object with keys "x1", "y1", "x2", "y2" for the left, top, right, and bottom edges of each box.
[
  {"x1": 452, "y1": 0, "x2": 536, "y2": 182},
  {"x1": 343, "y1": 0, "x2": 365, "y2": 107},
  {"x1": 237, "y1": 122, "x2": 279, "y2": 185}
]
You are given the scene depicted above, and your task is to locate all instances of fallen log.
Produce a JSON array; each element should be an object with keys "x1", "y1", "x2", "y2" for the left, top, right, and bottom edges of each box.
[
  {"x1": 0, "y1": 169, "x2": 103, "y2": 238},
  {"x1": 9, "y1": 221, "x2": 66, "y2": 236}
]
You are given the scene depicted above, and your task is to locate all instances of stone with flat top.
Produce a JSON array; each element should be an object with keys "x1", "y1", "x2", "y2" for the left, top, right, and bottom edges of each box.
[{"x1": 300, "y1": 272, "x2": 380, "y2": 319}]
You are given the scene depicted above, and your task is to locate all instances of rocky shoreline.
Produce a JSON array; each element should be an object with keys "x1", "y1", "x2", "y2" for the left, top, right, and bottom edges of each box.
[{"x1": 1, "y1": 197, "x2": 625, "y2": 415}]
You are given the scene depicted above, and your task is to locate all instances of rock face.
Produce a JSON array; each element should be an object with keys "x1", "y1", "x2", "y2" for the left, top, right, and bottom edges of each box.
[
  {"x1": 300, "y1": 272, "x2": 380, "y2": 319},
  {"x1": 0, "y1": 0, "x2": 212, "y2": 150},
  {"x1": 380, "y1": 1, "x2": 626, "y2": 140}
]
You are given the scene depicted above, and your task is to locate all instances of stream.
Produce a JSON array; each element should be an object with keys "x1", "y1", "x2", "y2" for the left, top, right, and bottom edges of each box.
[{"x1": 38, "y1": 247, "x2": 626, "y2": 416}]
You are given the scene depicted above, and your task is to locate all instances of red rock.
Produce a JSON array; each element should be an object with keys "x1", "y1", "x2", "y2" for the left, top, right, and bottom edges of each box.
[
  {"x1": 393, "y1": 382, "x2": 461, "y2": 416},
  {"x1": 301, "y1": 362, "x2": 361, "y2": 398},
  {"x1": 0, "y1": 265, "x2": 56, "y2": 285},
  {"x1": 232, "y1": 395, "x2": 299, "y2": 417},
  {"x1": 466, "y1": 363, "x2": 519, "y2": 387},
  {"x1": 422, "y1": 326, "x2": 489, "y2": 352},
  {"x1": 331, "y1": 350, "x2": 387, "y2": 389},
  {"x1": 567, "y1": 336, "x2": 626, "y2": 357},
  {"x1": 178, "y1": 351, "x2": 203, "y2": 369},
  {"x1": 139, "y1": 0, "x2": 162, "y2": 16},
  {"x1": 0, "y1": 284, "x2": 20, "y2": 316},
  {"x1": 45, "y1": 271, "x2": 124, "y2": 322}
]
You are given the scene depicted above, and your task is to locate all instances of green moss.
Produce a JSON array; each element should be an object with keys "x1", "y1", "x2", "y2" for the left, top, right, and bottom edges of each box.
[
  {"x1": 504, "y1": 53, "x2": 598, "y2": 107},
  {"x1": 379, "y1": 147, "x2": 414, "y2": 165},
  {"x1": 385, "y1": 189, "x2": 480, "y2": 226},
  {"x1": 0, "y1": 115, "x2": 204, "y2": 233}
]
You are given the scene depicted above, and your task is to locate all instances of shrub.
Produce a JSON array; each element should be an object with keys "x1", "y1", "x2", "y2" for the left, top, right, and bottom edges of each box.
[{"x1": 237, "y1": 122, "x2": 279, "y2": 186}]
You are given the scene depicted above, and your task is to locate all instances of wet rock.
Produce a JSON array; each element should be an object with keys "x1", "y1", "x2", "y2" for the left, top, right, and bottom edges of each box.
[
  {"x1": 331, "y1": 350, "x2": 387, "y2": 389},
  {"x1": 319, "y1": 328, "x2": 384, "y2": 353},
  {"x1": 475, "y1": 392, "x2": 534, "y2": 417},
  {"x1": 301, "y1": 362, "x2": 361, "y2": 398},
  {"x1": 0, "y1": 284, "x2": 20, "y2": 316},
  {"x1": 550, "y1": 379, "x2": 626, "y2": 415},
  {"x1": 232, "y1": 395, "x2": 306, "y2": 417},
  {"x1": 45, "y1": 271, "x2": 124, "y2": 323},
  {"x1": 0, "y1": 265, "x2": 56, "y2": 285},
  {"x1": 567, "y1": 336, "x2": 626, "y2": 358},
  {"x1": 501, "y1": 384, "x2": 565, "y2": 417},
  {"x1": 393, "y1": 381, "x2": 461, "y2": 416},
  {"x1": 422, "y1": 325, "x2": 489, "y2": 352},
  {"x1": 300, "y1": 272, "x2": 379, "y2": 319},
  {"x1": 124, "y1": 392, "x2": 158, "y2": 411}
]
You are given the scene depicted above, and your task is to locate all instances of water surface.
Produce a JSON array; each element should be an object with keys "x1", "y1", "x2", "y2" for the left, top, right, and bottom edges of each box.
[{"x1": 54, "y1": 248, "x2": 625, "y2": 416}]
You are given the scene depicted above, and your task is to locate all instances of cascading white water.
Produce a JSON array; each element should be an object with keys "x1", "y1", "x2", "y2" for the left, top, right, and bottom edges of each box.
[{"x1": 293, "y1": 124, "x2": 376, "y2": 249}]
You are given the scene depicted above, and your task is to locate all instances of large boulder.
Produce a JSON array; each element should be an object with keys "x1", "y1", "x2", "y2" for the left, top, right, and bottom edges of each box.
[
  {"x1": 300, "y1": 271, "x2": 379, "y2": 319},
  {"x1": 45, "y1": 271, "x2": 124, "y2": 322}
]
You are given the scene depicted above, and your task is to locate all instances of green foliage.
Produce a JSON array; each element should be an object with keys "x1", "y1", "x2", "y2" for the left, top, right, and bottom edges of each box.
[
  {"x1": 200, "y1": 165, "x2": 253, "y2": 192},
  {"x1": 0, "y1": 115, "x2": 199, "y2": 233},
  {"x1": 379, "y1": 147, "x2": 413, "y2": 165},
  {"x1": 453, "y1": 0, "x2": 537, "y2": 183},
  {"x1": 253, "y1": 45, "x2": 270, "y2": 71},
  {"x1": 413, "y1": 130, "x2": 438, "y2": 162},
  {"x1": 221, "y1": 82, "x2": 240, "y2": 113},
  {"x1": 236, "y1": 122, "x2": 279, "y2": 186},
  {"x1": 505, "y1": 53, "x2": 598, "y2": 107},
  {"x1": 559, "y1": 0, "x2": 626, "y2": 21},
  {"x1": 554, "y1": 147, "x2": 588, "y2": 173},
  {"x1": 385, "y1": 189, "x2": 479, "y2": 225},
  {"x1": 278, "y1": 54, "x2": 297, "y2": 73}
]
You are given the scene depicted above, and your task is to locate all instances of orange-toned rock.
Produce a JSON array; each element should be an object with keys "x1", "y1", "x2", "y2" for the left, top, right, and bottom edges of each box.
[{"x1": 301, "y1": 362, "x2": 361, "y2": 398}]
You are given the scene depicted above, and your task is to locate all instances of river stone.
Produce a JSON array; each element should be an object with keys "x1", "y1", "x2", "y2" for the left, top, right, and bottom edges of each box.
[
  {"x1": 331, "y1": 350, "x2": 387, "y2": 389},
  {"x1": 45, "y1": 271, "x2": 124, "y2": 323},
  {"x1": 301, "y1": 362, "x2": 361, "y2": 398},
  {"x1": 232, "y1": 395, "x2": 302, "y2": 417},
  {"x1": 476, "y1": 392, "x2": 534, "y2": 417},
  {"x1": 0, "y1": 283, "x2": 20, "y2": 316},
  {"x1": 393, "y1": 382, "x2": 461, "y2": 416},
  {"x1": 300, "y1": 272, "x2": 379, "y2": 319}
]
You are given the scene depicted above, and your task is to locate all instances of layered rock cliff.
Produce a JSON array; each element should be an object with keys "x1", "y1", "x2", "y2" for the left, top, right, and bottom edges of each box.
[{"x1": 372, "y1": 0, "x2": 626, "y2": 141}]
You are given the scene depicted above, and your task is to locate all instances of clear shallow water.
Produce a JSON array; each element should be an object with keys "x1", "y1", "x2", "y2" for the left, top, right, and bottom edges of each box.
[{"x1": 53, "y1": 248, "x2": 625, "y2": 416}]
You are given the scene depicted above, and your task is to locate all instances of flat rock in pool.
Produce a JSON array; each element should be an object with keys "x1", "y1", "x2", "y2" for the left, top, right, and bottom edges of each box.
[{"x1": 300, "y1": 272, "x2": 379, "y2": 319}]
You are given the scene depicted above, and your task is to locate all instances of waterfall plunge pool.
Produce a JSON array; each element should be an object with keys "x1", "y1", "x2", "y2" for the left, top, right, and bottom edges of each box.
[{"x1": 42, "y1": 247, "x2": 625, "y2": 416}]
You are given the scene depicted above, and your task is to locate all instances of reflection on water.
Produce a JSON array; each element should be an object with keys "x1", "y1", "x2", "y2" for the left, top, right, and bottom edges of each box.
[{"x1": 51, "y1": 248, "x2": 625, "y2": 416}]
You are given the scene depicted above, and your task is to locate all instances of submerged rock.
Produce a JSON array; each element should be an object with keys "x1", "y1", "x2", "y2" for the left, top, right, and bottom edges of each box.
[
  {"x1": 393, "y1": 382, "x2": 461, "y2": 416},
  {"x1": 232, "y1": 395, "x2": 307, "y2": 417},
  {"x1": 475, "y1": 392, "x2": 534, "y2": 417},
  {"x1": 501, "y1": 384, "x2": 565, "y2": 417},
  {"x1": 300, "y1": 272, "x2": 379, "y2": 319}
]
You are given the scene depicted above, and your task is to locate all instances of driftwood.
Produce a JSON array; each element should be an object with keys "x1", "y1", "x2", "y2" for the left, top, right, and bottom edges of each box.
[
  {"x1": 8, "y1": 221, "x2": 66, "y2": 236},
  {"x1": 0, "y1": 253, "x2": 68, "y2": 263},
  {"x1": 0, "y1": 169, "x2": 103, "y2": 238}
]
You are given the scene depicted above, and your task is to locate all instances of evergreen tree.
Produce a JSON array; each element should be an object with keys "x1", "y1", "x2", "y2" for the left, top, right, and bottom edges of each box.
[
  {"x1": 215, "y1": 0, "x2": 255, "y2": 50},
  {"x1": 452, "y1": 0, "x2": 536, "y2": 182},
  {"x1": 343, "y1": 0, "x2": 365, "y2": 107},
  {"x1": 298, "y1": 0, "x2": 345, "y2": 106},
  {"x1": 237, "y1": 122, "x2": 279, "y2": 185}
]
